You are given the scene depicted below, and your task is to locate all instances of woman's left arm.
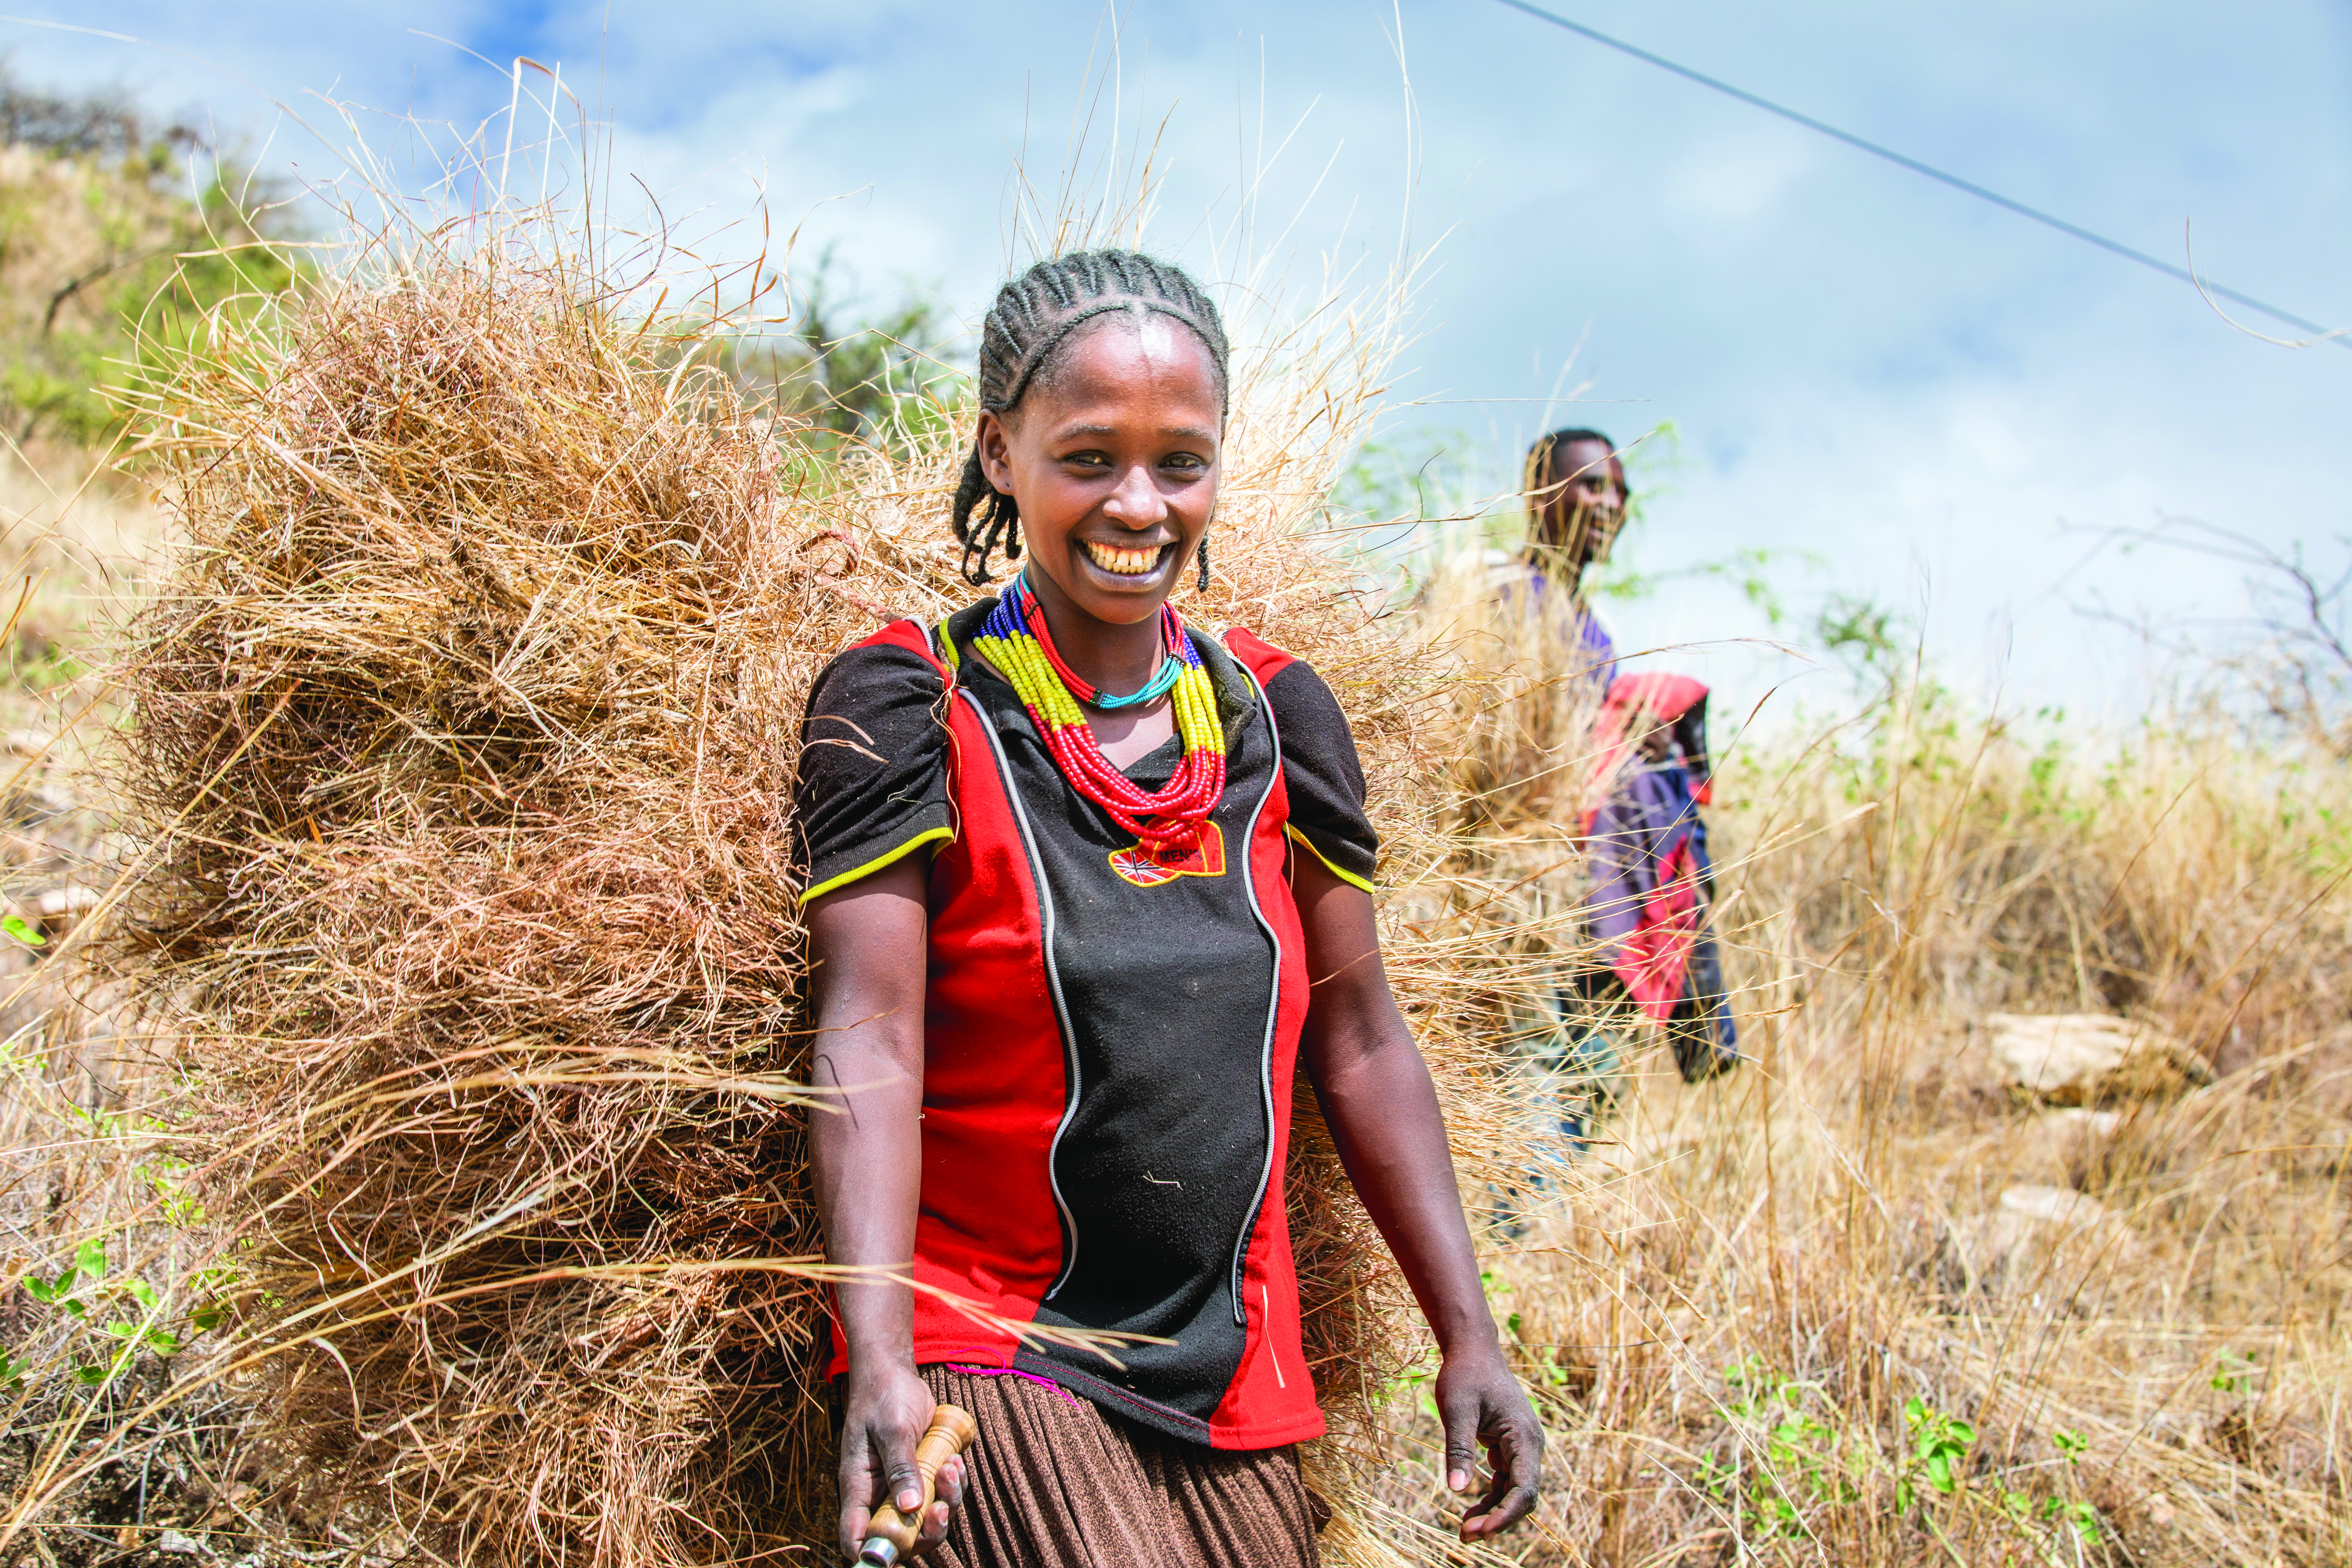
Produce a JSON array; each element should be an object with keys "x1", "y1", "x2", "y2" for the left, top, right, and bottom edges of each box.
[{"x1": 1293, "y1": 853, "x2": 1543, "y2": 1540}]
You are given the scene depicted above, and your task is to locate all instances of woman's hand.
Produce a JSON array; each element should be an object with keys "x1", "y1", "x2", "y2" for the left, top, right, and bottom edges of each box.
[
  {"x1": 836, "y1": 1359, "x2": 966, "y2": 1562},
  {"x1": 1436, "y1": 1343, "x2": 1543, "y2": 1540}
]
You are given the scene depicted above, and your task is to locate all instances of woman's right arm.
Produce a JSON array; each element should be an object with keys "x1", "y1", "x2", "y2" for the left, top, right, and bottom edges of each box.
[{"x1": 807, "y1": 858, "x2": 962, "y2": 1562}]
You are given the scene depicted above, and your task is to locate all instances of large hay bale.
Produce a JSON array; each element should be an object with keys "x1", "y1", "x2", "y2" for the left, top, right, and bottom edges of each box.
[{"x1": 105, "y1": 215, "x2": 1520, "y2": 1566}]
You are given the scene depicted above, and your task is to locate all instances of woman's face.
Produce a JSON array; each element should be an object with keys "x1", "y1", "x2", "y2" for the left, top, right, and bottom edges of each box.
[
  {"x1": 975, "y1": 315, "x2": 1222, "y2": 628},
  {"x1": 1533, "y1": 437, "x2": 1626, "y2": 566}
]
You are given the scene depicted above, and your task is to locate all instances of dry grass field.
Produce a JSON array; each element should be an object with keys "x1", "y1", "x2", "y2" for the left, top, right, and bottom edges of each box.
[
  {"x1": 5, "y1": 442, "x2": 2351, "y2": 1568},
  {"x1": 0, "y1": 127, "x2": 2343, "y2": 1567},
  {"x1": 1361, "y1": 600, "x2": 2352, "y2": 1565}
]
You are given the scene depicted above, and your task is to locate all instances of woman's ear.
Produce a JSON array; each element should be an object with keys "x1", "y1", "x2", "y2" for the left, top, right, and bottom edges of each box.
[{"x1": 975, "y1": 410, "x2": 1016, "y2": 495}]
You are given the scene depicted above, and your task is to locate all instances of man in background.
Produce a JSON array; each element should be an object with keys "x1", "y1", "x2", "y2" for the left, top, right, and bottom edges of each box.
[
  {"x1": 1514, "y1": 428, "x2": 1740, "y2": 1165},
  {"x1": 1509, "y1": 427, "x2": 1627, "y2": 685}
]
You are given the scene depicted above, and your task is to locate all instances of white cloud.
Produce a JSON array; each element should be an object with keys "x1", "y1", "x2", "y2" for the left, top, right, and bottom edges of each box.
[
  {"x1": 8, "y1": 0, "x2": 2348, "y2": 730},
  {"x1": 1659, "y1": 127, "x2": 1816, "y2": 224}
]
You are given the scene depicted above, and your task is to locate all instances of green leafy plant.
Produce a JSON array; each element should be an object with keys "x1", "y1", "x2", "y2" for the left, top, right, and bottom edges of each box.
[
  {"x1": 14, "y1": 1237, "x2": 225, "y2": 1395},
  {"x1": 184, "y1": 1265, "x2": 239, "y2": 1334},
  {"x1": 707, "y1": 246, "x2": 964, "y2": 465},
  {"x1": 21, "y1": 1237, "x2": 105, "y2": 1316},
  {"x1": 141, "y1": 1153, "x2": 204, "y2": 1227},
  {"x1": 1326, "y1": 427, "x2": 1486, "y2": 543},
  {"x1": 102, "y1": 1278, "x2": 182, "y2": 1357},
  {"x1": 1591, "y1": 544, "x2": 1805, "y2": 629},
  {"x1": 1, "y1": 913, "x2": 44, "y2": 947},
  {"x1": 2211, "y1": 1347, "x2": 2257, "y2": 1394},
  {"x1": 1899, "y1": 1395, "x2": 1976, "y2": 1509},
  {"x1": 2048, "y1": 1497, "x2": 2101, "y2": 1544},
  {"x1": 1710, "y1": 1359, "x2": 1861, "y2": 1539}
]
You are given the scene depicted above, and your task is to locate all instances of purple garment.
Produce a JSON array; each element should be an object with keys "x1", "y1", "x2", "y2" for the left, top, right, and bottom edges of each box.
[
  {"x1": 1494, "y1": 568, "x2": 1740, "y2": 1086},
  {"x1": 1498, "y1": 564, "x2": 1618, "y2": 686},
  {"x1": 1581, "y1": 757, "x2": 1737, "y2": 1065},
  {"x1": 1573, "y1": 607, "x2": 1619, "y2": 688},
  {"x1": 1495, "y1": 560, "x2": 1707, "y2": 959},
  {"x1": 1584, "y1": 760, "x2": 1703, "y2": 960}
]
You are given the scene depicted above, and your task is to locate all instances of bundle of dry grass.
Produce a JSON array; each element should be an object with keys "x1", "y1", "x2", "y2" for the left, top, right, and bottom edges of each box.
[
  {"x1": 1415, "y1": 554, "x2": 1605, "y2": 827},
  {"x1": 68, "y1": 197, "x2": 1531, "y2": 1568},
  {"x1": 102, "y1": 229, "x2": 851, "y2": 1563}
]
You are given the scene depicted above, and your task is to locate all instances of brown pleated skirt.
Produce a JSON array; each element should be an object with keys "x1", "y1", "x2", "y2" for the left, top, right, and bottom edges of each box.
[{"x1": 917, "y1": 1364, "x2": 1321, "y2": 1568}]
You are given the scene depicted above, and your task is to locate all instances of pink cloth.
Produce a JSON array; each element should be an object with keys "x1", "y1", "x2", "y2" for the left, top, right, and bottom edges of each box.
[{"x1": 1582, "y1": 673, "x2": 1713, "y2": 1019}]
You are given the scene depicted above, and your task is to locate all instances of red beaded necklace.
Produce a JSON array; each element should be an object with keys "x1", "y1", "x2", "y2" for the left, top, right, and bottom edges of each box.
[{"x1": 971, "y1": 575, "x2": 1228, "y2": 852}]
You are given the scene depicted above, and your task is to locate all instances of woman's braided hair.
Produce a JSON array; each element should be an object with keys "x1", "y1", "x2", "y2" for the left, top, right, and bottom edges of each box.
[{"x1": 952, "y1": 249, "x2": 1232, "y2": 587}]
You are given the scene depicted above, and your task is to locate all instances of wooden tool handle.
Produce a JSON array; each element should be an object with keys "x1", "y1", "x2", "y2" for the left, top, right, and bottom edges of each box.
[{"x1": 858, "y1": 1405, "x2": 978, "y2": 1562}]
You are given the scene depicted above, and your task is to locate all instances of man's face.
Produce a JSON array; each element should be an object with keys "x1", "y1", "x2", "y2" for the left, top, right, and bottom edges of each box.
[{"x1": 1532, "y1": 438, "x2": 1626, "y2": 566}]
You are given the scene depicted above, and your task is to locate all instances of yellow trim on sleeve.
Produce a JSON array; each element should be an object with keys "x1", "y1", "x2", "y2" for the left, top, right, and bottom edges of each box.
[
  {"x1": 799, "y1": 826, "x2": 954, "y2": 905},
  {"x1": 935, "y1": 618, "x2": 961, "y2": 673},
  {"x1": 1286, "y1": 824, "x2": 1375, "y2": 894}
]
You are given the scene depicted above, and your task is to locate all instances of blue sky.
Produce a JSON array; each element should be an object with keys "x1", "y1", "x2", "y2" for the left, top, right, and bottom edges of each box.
[{"x1": 14, "y1": 1, "x2": 2350, "y2": 725}]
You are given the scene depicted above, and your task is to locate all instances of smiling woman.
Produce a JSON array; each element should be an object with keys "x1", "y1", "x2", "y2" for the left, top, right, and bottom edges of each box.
[
  {"x1": 796, "y1": 249, "x2": 1542, "y2": 1567},
  {"x1": 952, "y1": 251, "x2": 1228, "y2": 592},
  {"x1": 967, "y1": 297, "x2": 1223, "y2": 766}
]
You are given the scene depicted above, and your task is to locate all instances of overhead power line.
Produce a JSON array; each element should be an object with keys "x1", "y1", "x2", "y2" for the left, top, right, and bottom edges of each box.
[{"x1": 1493, "y1": 0, "x2": 2349, "y2": 352}]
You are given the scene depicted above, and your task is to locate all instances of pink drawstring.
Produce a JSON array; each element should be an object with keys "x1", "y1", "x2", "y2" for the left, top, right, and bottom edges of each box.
[{"x1": 945, "y1": 1363, "x2": 1084, "y2": 1409}]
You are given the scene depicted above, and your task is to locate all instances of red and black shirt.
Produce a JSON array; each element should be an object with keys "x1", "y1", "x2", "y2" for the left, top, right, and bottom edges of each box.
[{"x1": 795, "y1": 598, "x2": 1376, "y2": 1450}]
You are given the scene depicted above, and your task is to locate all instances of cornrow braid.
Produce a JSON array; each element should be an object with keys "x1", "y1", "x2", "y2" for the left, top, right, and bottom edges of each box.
[{"x1": 953, "y1": 249, "x2": 1232, "y2": 586}]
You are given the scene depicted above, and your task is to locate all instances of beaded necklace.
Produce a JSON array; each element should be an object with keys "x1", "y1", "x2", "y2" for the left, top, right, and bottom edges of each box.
[
  {"x1": 972, "y1": 573, "x2": 1227, "y2": 852},
  {"x1": 1027, "y1": 582, "x2": 1185, "y2": 710}
]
